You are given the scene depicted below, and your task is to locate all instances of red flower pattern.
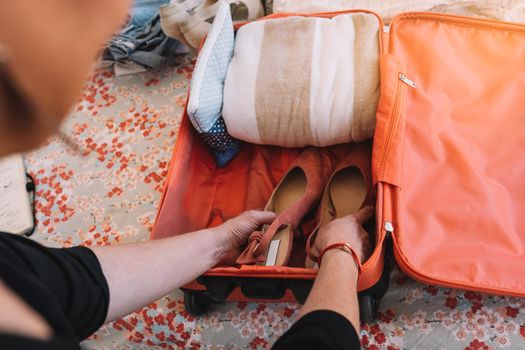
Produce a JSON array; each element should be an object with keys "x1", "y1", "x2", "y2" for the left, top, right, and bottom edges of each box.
[
  {"x1": 465, "y1": 339, "x2": 491, "y2": 350},
  {"x1": 25, "y1": 59, "x2": 525, "y2": 349}
]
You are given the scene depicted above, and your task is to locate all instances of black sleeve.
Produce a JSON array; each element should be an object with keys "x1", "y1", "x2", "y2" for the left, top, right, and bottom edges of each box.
[
  {"x1": 0, "y1": 232, "x2": 110, "y2": 341},
  {"x1": 272, "y1": 310, "x2": 361, "y2": 350},
  {"x1": 0, "y1": 334, "x2": 78, "y2": 350}
]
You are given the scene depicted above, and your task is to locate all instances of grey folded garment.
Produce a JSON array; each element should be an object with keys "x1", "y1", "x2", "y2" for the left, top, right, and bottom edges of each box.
[
  {"x1": 130, "y1": 0, "x2": 169, "y2": 27},
  {"x1": 103, "y1": 14, "x2": 183, "y2": 69}
]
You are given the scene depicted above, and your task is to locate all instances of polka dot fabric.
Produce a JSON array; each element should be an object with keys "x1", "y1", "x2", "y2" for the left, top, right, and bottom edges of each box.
[
  {"x1": 187, "y1": 2, "x2": 239, "y2": 167},
  {"x1": 201, "y1": 118, "x2": 238, "y2": 152}
]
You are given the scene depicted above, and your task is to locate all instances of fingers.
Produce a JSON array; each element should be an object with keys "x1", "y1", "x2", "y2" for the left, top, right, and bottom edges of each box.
[
  {"x1": 352, "y1": 205, "x2": 375, "y2": 224},
  {"x1": 242, "y1": 210, "x2": 276, "y2": 226},
  {"x1": 219, "y1": 210, "x2": 276, "y2": 250}
]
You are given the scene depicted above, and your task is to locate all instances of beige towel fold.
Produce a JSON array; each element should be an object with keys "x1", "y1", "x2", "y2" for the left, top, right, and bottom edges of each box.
[{"x1": 222, "y1": 12, "x2": 380, "y2": 148}]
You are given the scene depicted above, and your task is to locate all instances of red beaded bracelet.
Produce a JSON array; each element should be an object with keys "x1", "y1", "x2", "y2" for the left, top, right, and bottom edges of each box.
[{"x1": 318, "y1": 242, "x2": 362, "y2": 277}]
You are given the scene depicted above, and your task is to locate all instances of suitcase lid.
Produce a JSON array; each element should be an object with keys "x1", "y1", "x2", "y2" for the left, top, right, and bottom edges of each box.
[{"x1": 375, "y1": 12, "x2": 525, "y2": 295}]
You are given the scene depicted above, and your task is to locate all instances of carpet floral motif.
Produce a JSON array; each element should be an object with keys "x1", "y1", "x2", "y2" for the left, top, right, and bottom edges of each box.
[{"x1": 24, "y1": 57, "x2": 525, "y2": 349}]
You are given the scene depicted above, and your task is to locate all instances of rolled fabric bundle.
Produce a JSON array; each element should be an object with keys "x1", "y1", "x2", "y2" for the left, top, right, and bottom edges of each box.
[
  {"x1": 222, "y1": 12, "x2": 380, "y2": 147},
  {"x1": 186, "y1": 2, "x2": 240, "y2": 167}
]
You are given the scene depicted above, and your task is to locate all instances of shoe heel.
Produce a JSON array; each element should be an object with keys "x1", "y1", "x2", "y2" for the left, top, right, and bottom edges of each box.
[{"x1": 259, "y1": 168, "x2": 306, "y2": 266}]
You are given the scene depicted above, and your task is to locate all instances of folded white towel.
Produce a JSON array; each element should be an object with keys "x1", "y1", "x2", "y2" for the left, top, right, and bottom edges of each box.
[{"x1": 222, "y1": 12, "x2": 380, "y2": 147}]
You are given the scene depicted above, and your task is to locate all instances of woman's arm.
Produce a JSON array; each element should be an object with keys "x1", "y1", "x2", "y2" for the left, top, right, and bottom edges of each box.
[
  {"x1": 0, "y1": 281, "x2": 51, "y2": 341},
  {"x1": 298, "y1": 206, "x2": 374, "y2": 329},
  {"x1": 272, "y1": 206, "x2": 374, "y2": 350},
  {"x1": 92, "y1": 210, "x2": 275, "y2": 323}
]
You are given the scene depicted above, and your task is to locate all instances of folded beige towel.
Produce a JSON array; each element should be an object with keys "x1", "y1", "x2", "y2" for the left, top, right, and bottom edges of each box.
[{"x1": 222, "y1": 12, "x2": 380, "y2": 147}]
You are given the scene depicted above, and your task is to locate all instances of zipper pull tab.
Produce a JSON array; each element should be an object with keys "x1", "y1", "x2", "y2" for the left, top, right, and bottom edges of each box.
[
  {"x1": 399, "y1": 73, "x2": 416, "y2": 88},
  {"x1": 384, "y1": 221, "x2": 394, "y2": 235},
  {"x1": 384, "y1": 221, "x2": 394, "y2": 258}
]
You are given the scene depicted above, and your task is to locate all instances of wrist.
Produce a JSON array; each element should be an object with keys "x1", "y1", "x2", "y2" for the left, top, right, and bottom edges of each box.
[
  {"x1": 321, "y1": 250, "x2": 359, "y2": 280},
  {"x1": 210, "y1": 227, "x2": 233, "y2": 263},
  {"x1": 318, "y1": 243, "x2": 361, "y2": 280},
  {"x1": 322, "y1": 248, "x2": 359, "y2": 265}
]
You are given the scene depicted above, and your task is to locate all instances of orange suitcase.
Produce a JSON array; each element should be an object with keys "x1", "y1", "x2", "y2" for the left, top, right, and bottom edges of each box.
[{"x1": 152, "y1": 10, "x2": 525, "y2": 321}]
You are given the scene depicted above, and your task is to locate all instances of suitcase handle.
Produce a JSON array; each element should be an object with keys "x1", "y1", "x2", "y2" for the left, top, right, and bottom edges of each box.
[{"x1": 240, "y1": 281, "x2": 286, "y2": 300}]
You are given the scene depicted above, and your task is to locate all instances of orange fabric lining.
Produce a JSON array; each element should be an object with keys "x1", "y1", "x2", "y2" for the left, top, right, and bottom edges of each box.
[
  {"x1": 151, "y1": 10, "x2": 386, "y2": 294},
  {"x1": 385, "y1": 13, "x2": 525, "y2": 295}
]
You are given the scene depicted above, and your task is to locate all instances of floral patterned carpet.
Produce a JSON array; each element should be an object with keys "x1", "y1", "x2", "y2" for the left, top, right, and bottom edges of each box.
[{"x1": 24, "y1": 55, "x2": 525, "y2": 350}]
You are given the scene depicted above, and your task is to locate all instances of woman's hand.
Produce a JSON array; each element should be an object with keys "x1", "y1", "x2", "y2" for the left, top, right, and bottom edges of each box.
[
  {"x1": 314, "y1": 206, "x2": 374, "y2": 263},
  {"x1": 298, "y1": 206, "x2": 375, "y2": 327},
  {"x1": 95, "y1": 210, "x2": 276, "y2": 322},
  {"x1": 215, "y1": 210, "x2": 276, "y2": 265}
]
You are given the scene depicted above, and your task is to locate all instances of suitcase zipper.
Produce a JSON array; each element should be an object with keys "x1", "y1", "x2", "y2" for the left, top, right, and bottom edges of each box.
[
  {"x1": 388, "y1": 222, "x2": 462, "y2": 290},
  {"x1": 384, "y1": 221, "x2": 394, "y2": 233},
  {"x1": 399, "y1": 73, "x2": 416, "y2": 88},
  {"x1": 384, "y1": 221, "x2": 394, "y2": 259},
  {"x1": 378, "y1": 73, "x2": 415, "y2": 172},
  {"x1": 385, "y1": 220, "x2": 515, "y2": 295}
]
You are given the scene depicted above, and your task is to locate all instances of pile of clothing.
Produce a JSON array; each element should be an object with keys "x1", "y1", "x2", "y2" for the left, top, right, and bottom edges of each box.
[
  {"x1": 186, "y1": 3, "x2": 380, "y2": 167},
  {"x1": 103, "y1": 0, "x2": 266, "y2": 76},
  {"x1": 103, "y1": 0, "x2": 185, "y2": 76}
]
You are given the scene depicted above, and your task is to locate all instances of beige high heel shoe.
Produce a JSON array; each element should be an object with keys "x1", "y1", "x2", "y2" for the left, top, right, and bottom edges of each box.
[
  {"x1": 305, "y1": 144, "x2": 375, "y2": 269},
  {"x1": 236, "y1": 148, "x2": 333, "y2": 266}
]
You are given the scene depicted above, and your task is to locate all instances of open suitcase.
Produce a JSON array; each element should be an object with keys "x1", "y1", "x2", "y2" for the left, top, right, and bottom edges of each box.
[{"x1": 152, "y1": 9, "x2": 525, "y2": 322}]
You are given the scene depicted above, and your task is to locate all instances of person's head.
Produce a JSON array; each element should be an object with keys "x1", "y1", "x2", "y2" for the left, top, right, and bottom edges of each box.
[{"x1": 0, "y1": 0, "x2": 130, "y2": 157}]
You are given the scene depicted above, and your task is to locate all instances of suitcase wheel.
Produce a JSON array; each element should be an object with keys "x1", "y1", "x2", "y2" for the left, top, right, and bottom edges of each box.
[
  {"x1": 359, "y1": 294, "x2": 378, "y2": 324},
  {"x1": 184, "y1": 292, "x2": 209, "y2": 316}
]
